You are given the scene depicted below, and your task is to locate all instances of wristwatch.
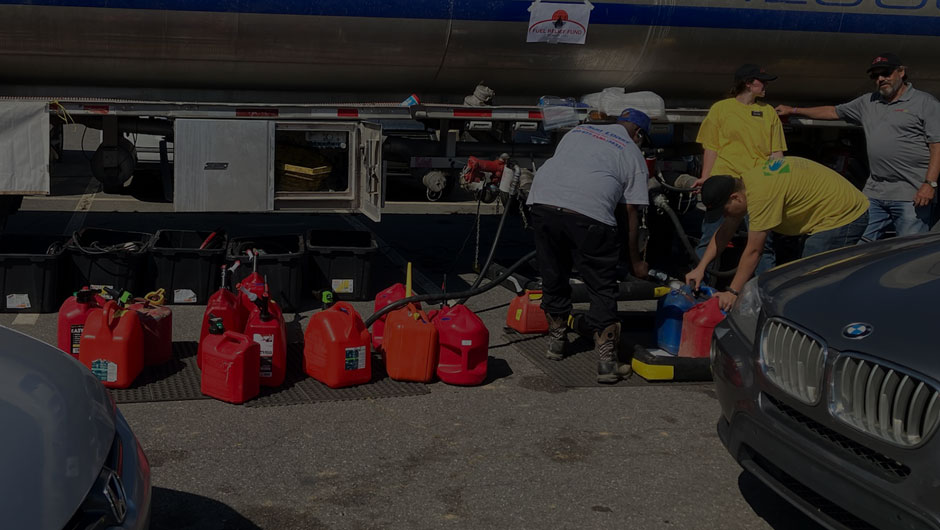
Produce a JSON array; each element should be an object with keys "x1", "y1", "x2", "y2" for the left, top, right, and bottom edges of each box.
[{"x1": 926, "y1": 180, "x2": 938, "y2": 189}]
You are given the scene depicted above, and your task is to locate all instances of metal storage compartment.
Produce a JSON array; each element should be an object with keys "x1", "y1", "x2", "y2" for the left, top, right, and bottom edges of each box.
[{"x1": 173, "y1": 119, "x2": 383, "y2": 221}]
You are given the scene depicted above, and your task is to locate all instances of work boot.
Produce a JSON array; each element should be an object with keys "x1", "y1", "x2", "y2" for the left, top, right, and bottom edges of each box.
[
  {"x1": 595, "y1": 322, "x2": 632, "y2": 384},
  {"x1": 545, "y1": 313, "x2": 569, "y2": 361}
]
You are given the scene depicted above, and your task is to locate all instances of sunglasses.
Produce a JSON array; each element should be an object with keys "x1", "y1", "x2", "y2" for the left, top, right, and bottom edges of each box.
[{"x1": 869, "y1": 68, "x2": 896, "y2": 80}]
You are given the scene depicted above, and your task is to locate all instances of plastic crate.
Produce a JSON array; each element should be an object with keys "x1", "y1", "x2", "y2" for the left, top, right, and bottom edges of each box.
[
  {"x1": 0, "y1": 234, "x2": 69, "y2": 313},
  {"x1": 306, "y1": 229, "x2": 378, "y2": 301},
  {"x1": 227, "y1": 234, "x2": 305, "y2": 311},
  {"x1": 67, "y1": 227, "x2": 155, "y2": 296},
  {"x1": 152, "y1": 229, "x2": 228, "y2": 304}
]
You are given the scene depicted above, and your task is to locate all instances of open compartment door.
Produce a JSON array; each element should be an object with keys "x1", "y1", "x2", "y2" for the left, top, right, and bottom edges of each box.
[{"x1": 357, "y1": 122, "x2": 383, "y2": 222}]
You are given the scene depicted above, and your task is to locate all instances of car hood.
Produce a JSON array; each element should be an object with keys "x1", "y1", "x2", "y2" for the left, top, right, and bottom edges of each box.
[
  {"x1": 759, "y1": 232, "x2": 940, "y2": 375},
  {"x1": 0, "y1": 326, "x2": 116, "y2": 530}
]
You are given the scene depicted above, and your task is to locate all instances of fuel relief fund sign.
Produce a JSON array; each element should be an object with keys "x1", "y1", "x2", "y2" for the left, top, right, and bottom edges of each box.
[{"x1": 527, "y1": 1, "x2": 593, "y2": 44}]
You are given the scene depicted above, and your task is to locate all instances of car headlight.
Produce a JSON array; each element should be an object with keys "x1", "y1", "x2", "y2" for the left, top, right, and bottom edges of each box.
[{"x1": 729, "y1": 277, "x2": 762, "y2": 345}]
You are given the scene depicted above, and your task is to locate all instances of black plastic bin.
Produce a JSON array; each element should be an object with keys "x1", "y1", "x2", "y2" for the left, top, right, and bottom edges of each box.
[
  {"x1": 227, "y1": 234, "x2": 305, "y2": 311},
  {"x1": 152, "y1": 229, "x2": 228, "y2": 304},
  {"x1": 68, "y1": 227, "x2": 155, "y2": 296},
  {"x1": 0, "y1": 234, "x2": 69, "y2": 313},
  {"x1": 305, "y1": 229, "x2": 378, "y2": 301}
]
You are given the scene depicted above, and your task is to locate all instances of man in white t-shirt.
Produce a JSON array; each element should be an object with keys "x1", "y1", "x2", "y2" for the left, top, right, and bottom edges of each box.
[{"x1": 526, "y1": 108, "x2": 650, "y2": 383}]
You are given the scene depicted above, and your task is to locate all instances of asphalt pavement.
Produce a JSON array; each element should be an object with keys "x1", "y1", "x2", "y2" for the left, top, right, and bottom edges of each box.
[{"x1": 2, "y1": 190, "x2": 825, "y2": 530}]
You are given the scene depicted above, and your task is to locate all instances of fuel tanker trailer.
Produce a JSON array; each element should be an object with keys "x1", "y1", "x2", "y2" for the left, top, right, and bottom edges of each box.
[{"x1": 0, "y1": 0, "x2": 937, "y2": 216}]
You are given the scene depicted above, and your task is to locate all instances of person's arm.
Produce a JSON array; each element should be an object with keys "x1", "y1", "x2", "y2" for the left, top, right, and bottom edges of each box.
[
  {"x1": 625, "y1": 203, "x2": 648, "y2": 279},
  {"x1": 775, "y1": 105, "x2": 840, "y2": 120},
  {"x1": 715, "y1": 230, "x2": 769, "y2": 311},
  {"x1": 770, "y1": 151, "x2": 784, "y2": 159},
  {"x1": 686, "y1": 214, "x2": 744, "y2": 288},
  {"x1": 695, "y1": 148, "x2": 719, "y2": 187},
  {"x1": 915, "y1": 142, "x2": 940, "y2": 207}
]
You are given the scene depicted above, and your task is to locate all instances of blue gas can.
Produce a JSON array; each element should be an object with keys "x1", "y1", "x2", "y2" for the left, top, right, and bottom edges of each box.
[{"x1": 655, "y1": 285, "x2": 715, "y2": 355}]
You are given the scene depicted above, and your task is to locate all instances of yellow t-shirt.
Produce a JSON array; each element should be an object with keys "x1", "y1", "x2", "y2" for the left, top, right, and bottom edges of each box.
[
  {"x1": 743, "y1": 157, "x2": 870, "y2": 236},
  {"x1": 696, "y1": 98, "x2": 788, "y2": 178}
]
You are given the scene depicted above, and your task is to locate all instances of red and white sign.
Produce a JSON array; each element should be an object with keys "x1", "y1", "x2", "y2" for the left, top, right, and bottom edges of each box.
[{"x1": 527, "y1": 1, "x2": 592, "y2": 45}]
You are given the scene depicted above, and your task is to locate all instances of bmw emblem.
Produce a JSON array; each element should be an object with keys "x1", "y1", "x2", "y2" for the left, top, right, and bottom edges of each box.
[{"x1": 843, "y1": 323, "x2": 873, "y2": 339}]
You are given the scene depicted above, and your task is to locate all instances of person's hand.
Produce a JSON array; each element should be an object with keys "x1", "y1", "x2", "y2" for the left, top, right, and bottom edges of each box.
[
  {"x1": 716, "y1": 291, "x2": 738, "y2": 312},
  {"x1": 692, "y1": 176, "x2": 707, "y2": 189},
  {"x1": 775, "y1": 104, "x2": 795, "y2": 116},
  {"x1": 632, "y1": 260, "x2": 649, "y2": 280},
  {"x1": 686, "y1": 267, "x2": 705, "y2": 290},
  {"x1": 914, "y1": 183, "x2": 935, "y2": 207}
]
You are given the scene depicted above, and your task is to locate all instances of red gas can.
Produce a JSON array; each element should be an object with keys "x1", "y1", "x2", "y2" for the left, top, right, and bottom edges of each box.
[
  {"x1": 57, "y1": 288, "x2": 104, "y2": 358},
  {"x1": 678, "y1": 297, "x2": 726, "y2": 359},
  {"x1": 79, "y1": 301, "x2": 144, "y2": 389},
  {"x1": 372, "y1": 283, "x2": 407, "y2": 351},
  {"x1": 384, "y1": 303, "x2": 439, "y2": 383},
  {"x1": 199, "y1": 267, "x2": 244, "y2": 363},
  {"x1": 433, "y1": 304, "x2": 489, "y2": 386},
  {"x1": 237, "y1": 271, "x2": 267, "y2": 325},
  {"x1": 200, "y1": 327, "x2": 261, "y2": 404},
  {"x1": 506, "y1": 290, "x2": 549, "y2": 334},
  {"x1": 303, "y1": 302, "x2": 372, "y2": 388},
  {"x1": 128, "y1": 298, "x2": 173, "y2": 366},
  {"x1": 244, "y1": 295, "x2": 287, "y2": 387}
]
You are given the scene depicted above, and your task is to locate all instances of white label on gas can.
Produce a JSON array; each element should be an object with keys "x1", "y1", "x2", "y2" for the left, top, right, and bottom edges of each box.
[
  {"x1": 6, "y1": 293, "x2": 30, "y2": 309},
  {"x1": 345, "y1": 346, "x2": 366, "y2": 371},
  {"x1": 461, "y1": 340, "x2": 473, "y2": 346},
  {"x1": 91, "y1": 359, "x2": 118, "y2": 382},
  {"x1": 173, "y1": 289, "x2": 198, "y2": 304},
  {"x1": 331, "y1": 279, "x2": 354, "y2": 294},
  {"x1": 254, "y1": 333, "x2": 274, "y2": 378}
]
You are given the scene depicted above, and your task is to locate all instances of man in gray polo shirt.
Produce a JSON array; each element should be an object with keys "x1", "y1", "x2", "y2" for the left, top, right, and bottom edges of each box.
[
  {"x1": 526, "y1": 108, "x2": 650, "y2": 383},
  {"x1": 776, "y1": 53, "x2": 940, "y2": 238}
]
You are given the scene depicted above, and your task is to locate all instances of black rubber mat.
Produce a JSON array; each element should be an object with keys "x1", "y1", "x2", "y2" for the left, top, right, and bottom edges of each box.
[
  {"x1": 110, "y1": 343, "x2": 429, "y2": 406},
  {"x1": 245, "y1": 345, "x2": 429, "y2": 408},
  {"x1": 508, "y1": 331, "x2": 711, "y2": 388},
  {"x1": 109, "y1": 342, "x2": 207, "y2": 404}
]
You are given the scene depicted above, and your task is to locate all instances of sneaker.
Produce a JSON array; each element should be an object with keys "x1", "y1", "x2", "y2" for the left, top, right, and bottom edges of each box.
[
  {"x1": 595, "y1": 322, "x2": 631, "y2": 384},
  {"x1": 545, "y1": 313, "x2": 568, "y2": 361}
]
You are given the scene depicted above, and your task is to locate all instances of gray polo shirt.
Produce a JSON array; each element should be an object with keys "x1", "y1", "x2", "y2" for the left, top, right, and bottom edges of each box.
[
  {"x1": 526, "y1": 123, "x2": 649, "y2": 226},
  {"x1": 836, "y1": 84, "x2": 940, "y2": 201}
]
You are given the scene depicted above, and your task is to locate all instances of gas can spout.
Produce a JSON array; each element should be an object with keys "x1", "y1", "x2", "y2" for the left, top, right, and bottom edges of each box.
[{"x1": 240, "y1": 286, "x2": 272, "y2": 321}]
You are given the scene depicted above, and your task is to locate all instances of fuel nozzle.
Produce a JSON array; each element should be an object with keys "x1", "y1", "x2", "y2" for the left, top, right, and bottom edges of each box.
[
  {"x1": 207, "y1": 314, "x2": 225, "y2": 335},
  {"x1": 240, "y1": 286, "x2": 273, "y2": 322}
]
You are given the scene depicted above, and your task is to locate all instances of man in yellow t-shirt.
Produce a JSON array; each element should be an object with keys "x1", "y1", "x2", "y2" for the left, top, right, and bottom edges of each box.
[
  {"x1": 686, "y1": 157, "x2": 869, "y2": 310},
  {"x1": 696, "y1": 95, "x2": 788, "y2": 180}
]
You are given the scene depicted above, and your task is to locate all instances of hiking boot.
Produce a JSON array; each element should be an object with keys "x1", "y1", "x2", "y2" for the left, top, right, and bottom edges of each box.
[
  {"x1": 595, "y1": 322, "x2": 632, "y2": 384},
  {"x1": 545, "y1": 313, "x2": 569, "y2": 361}
]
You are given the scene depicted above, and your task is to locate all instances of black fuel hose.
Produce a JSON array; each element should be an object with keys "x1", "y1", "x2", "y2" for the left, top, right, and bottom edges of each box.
[
  {"x1": 365, "y1": 249, "x2": 536, "y2": 328},
  {"x1": 653, "y1": 193, "x2": 737, "y2": 278},
  {"x1": 457, "y1": 181, "x2": 515, "y2": 305}
]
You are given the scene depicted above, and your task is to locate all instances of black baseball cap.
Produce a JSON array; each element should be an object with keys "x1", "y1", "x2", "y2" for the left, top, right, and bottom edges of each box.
[
  {"x1": 866, "y1": 53, "x2": 902, "y2": 73},
  {"x1": 734, "y1": 64, "x2": 777, "y2": 83},
  {"x1": 701, "y1": 175, "x2": 737, "y2": 222}
]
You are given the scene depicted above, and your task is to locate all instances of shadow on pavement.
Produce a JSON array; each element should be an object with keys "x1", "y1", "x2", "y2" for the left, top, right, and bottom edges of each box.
[
  {"x1": 737, "y1": 471, "x2": 825, "y2": 530},
  {"x1": 150, "y1": 487, "x2": 261, "y2": 530}
]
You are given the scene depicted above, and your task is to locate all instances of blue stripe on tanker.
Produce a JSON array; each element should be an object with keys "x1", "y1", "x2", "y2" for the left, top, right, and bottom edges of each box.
[{"x1": 0, "y1": 0, "x2": 939, "y2": 36}]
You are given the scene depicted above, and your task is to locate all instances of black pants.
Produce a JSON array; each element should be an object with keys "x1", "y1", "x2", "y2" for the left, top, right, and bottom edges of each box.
[{"x1": 531, "y1": 204, "x2": 620, "y2": 333}]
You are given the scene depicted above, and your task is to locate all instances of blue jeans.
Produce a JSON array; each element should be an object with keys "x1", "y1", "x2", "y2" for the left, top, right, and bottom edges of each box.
[
  {"x1": 696, "y1": 214, "x2": 776, "y2": 275},
  {"x1": 861, "y1": 198, "x2": 933, "y2": 241},
  {"x1": 803, "y1": 211, "x2": 869, "y2": 258}
]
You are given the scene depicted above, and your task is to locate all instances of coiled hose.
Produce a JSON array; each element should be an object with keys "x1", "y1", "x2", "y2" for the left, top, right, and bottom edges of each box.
[{"x1": 652, "y1": 193, "x2": 736, "y2": 278}]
